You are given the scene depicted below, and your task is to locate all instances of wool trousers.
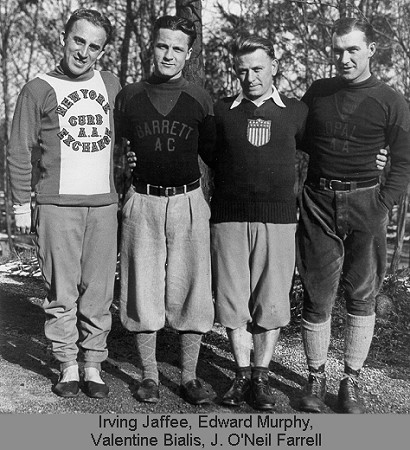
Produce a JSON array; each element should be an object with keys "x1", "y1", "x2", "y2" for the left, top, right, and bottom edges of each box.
[{"x1": 35, "y1": 203, "x2": 118, "y2": 364}]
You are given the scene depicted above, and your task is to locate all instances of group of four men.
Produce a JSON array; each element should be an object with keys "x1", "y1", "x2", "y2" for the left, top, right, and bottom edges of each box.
[{"x1": 7, "y1": 8, "x2": 410, "y2": 414}]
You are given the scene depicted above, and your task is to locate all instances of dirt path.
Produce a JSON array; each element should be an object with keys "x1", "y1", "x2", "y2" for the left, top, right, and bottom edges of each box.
[{"x1": 1, "y1": 271, "x2": 409, "y2": 415}]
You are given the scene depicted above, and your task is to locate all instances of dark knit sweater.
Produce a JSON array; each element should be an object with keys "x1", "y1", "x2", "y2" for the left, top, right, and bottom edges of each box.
[
  {"x1": 114, "y1": 75, "x2": 215, "y2": 187},
  {"x1": 302, "y1": 75, "x2": 410, "y2": 210},
  {"x1": 211, "y1": 95, "x2": 308, "y2": 224}
]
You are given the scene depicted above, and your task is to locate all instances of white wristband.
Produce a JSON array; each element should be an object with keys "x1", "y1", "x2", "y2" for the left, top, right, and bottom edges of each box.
[{"x1": 13, "y1": 203, "x2": 31, "y2": 215}]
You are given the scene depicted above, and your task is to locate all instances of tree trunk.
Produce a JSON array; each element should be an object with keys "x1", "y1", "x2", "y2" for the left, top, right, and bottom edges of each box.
[
  {"x1": 119, "y1": 0, "x2": 133, "y2": 87},
  {"x1": 1, "y1": 18, "x2": 16, "y2": 256},
  {"x1": 176, "y1": 0, "x2": 205, "y2": 86},
  {"x1": 176, "y1": 0, "x2": 213, "y2": 201},
  {"x1": 137, "y1": 0, "x2": 156, "y2": 79}
]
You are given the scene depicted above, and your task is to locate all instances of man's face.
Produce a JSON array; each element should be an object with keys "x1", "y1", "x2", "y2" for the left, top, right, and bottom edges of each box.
[
  {"x1": 234, "y1": 49, "x2": 278, "y2": 100},
  {"x1": 153, "y1": 28, "x2": 192, "y2": 80},
  {"x1": 332, "y1": 29, "x2": 375, "y2": 84},
  {"x1": 60, "y1": 19, "x2": 107, "y2": 77}
]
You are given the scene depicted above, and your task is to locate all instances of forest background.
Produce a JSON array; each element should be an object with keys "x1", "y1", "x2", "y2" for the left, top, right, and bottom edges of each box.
[{"x1": 0, "y1": 1, "x2": 409, "y2": 415}]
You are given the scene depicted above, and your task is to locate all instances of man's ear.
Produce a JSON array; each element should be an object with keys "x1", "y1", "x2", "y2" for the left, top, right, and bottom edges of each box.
[
  {"x1": 185, "y1": 47, "x2": 193, "y2": 61},
  {"x1": 60, "y1": 32, "x2": 66, "y2": 46},
  {"x1": 369, "y1": 42, "x2": 376, "y2": 57},
  {"x1": 271, "y1": 59, "x2": 279, "y2": 77}
]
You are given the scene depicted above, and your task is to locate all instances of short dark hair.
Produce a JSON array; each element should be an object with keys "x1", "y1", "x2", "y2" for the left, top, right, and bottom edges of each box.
[
  {"x1": 153, "y1": 15, "x2": 197, "y2": 48},
  {"x1": 64, "y1": 9, "x2": 113, "y2": 47},
  {"x1": 332, "y1": 17, "x2": 375, "y2": 44},
  {"x1": 232, "y1": 36, "x2": 276, "y2": 60}
]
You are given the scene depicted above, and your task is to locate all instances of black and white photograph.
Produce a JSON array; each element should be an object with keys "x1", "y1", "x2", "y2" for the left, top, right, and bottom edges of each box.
[{"x1": 0, "y1": 0, "x2": 409, "y2": 448}]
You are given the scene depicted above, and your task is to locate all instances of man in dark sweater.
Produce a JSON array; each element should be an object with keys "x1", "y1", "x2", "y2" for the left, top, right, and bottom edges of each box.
[
  {"x1": 210, "y1": 36, "x2": 308, "y2": 410},
  {"x1": 297, "y1": 17, "x2": 410, "y2": 413},
  {"x1": 115, "y1": 15, "x2": 215, "y2": 406}
]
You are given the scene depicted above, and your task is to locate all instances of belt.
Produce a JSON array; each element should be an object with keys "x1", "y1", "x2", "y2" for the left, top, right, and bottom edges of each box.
[
  {"x1": 133, "y1": 178, "x2": 200, "y2": 197},
  {"x1": 308, "y1": 177, "x2": 379, "y2": 191}
]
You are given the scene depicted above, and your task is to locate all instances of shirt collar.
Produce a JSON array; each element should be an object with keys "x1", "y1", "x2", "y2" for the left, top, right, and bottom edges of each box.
[{"x1": 230, "y1": 85, "x2": 286, "y2": 109}]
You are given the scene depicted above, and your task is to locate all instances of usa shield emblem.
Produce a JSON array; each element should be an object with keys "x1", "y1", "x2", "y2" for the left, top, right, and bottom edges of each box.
[{"x1": 247, "y1": 118, "x2": 271, "y2": 147}]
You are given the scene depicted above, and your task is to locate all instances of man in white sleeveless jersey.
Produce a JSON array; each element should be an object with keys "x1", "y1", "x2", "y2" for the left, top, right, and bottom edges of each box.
[{"x1": 7, "y1": 9, "x2": 121, "y2": 399}]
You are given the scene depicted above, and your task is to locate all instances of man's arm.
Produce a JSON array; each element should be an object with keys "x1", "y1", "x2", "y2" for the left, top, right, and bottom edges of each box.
[
  {"x1": 298, "y1": 83, "x2": 316, "y2": 156},
  {"x1": 380, "y1": 95, "x2": 410, "y2": 210},
  {"x1": 197, "y1": 113, "x2": 217, "y2": 169},
  {"x1": 7, "y1": 84, "x2": 41, "y2": 233},
  {"x1": 114, "y1": 88, "x2": 128, "y2": 144}
]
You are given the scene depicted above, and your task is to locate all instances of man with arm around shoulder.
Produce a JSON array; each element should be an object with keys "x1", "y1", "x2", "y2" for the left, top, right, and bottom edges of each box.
[
  {"x1": 210, "y1": 36, "x2": 308, "y2": 410},
  {"x1": 115, "y1": 15, "x2": 216, "y2": 406},
  {"x1": 297, "y1": 17, "x2": 410, "y2": 413}
]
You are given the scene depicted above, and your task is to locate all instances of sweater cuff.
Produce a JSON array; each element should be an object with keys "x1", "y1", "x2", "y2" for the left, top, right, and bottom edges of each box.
[{"x1": 13, "y1": 203, "x2": 31, "y2": 215}]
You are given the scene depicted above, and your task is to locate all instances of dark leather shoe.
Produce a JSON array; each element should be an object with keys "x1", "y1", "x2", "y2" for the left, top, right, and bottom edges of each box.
[
  {"x1": 338, "y1": 377, "x2": 365, "y2": 414},
  {"x1": 299, "y1": 372, "x2": 326, "y2": 413},
  {"x1": 251, "y1": 376, "x2": 275, "y2": 411},
  {"x1": 181, "y1": 379, "x2": 213, "y2": 405},
  {"x1": 222, "y1": 376, "x2": 251, "y2": 407},
  {"x1": 84, "y1": 380, "x2": 109, "y2": 399},
  {"x1": 53, "y1": 380, "x2": 79, "y2": 398},
  {"x1": 136, "y1": 379, "x2": 159, "y2": 403}
]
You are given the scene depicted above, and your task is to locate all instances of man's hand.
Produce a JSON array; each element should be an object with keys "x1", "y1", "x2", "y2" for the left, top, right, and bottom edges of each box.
[
  {"x1": 127, "y1": 151, "x2": 137, "y2": 170},
  {"x1": 13, "y1": 203, "x2": 32, "y2": 234},
  {"x1": 376, "y1": 148, "x2": 388, "y2": 171}
]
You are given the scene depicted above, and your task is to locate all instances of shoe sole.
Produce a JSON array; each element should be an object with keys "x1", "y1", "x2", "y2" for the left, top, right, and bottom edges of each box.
[
  {"x1": 251, "y1": 390, "x2": 275, "y2": 411},
  {"x1": 299, "y1": 397, "x2": 325, "y2": 412},
  {"x1": 299, "y1": 405, "x2": 323, "y2": 413},
  {"x1": 180, "y1": 380, "x2": 214, "y2": 405},
  {"x1": 86, "y1": 392, "x2": 109, "y2": 399},
  {"x1": 221, "y1": 400, "x2": 245, "y2": 407},
  {"x1": 135, "y1": 389, "x2": 160, "y2": 403},
  {"x1": 298, "y1": 401, "x2": 325, "y2": 413},
  {"x1": 83, "y1": 382, "x2": 109, "y2": 399},
  {"x1": 53, "y1": 391, "x2": 79, "y2": 398},
  {"x1": 337, "y1": 402, "x2": 365, "y2": 414},
  {"x1": 137, "y1": 396, "x2": 160, "y2": 403},
  {"x1": 253, "y1": 402, "x2": 275, "y2": 411},
  {"x1": 299, "y1": 394, "x2": 326, "y2": 413},
  {"x1": 83, "y1": 388, "x2": 109, "y2": 399},
  {"x1": 299, "y1": 400, "x2": 325, "y2": 413},
  {"x1": 52, "y1": 383, "x2": 80, "y2": 398},
  {"x1": 186, "y1": 398, "x2": 212, "y2": 406},
  {"x1": 221, "y1": 392, "x2": 248, "y2": 407},
  {"x1": 183, "y1": 393, "x2": 214, "y2": 405}
]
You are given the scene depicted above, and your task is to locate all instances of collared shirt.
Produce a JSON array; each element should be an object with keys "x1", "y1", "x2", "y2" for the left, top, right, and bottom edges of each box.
[{"x1": 230, "y1": 85, "x2": 286, "y2": 109}]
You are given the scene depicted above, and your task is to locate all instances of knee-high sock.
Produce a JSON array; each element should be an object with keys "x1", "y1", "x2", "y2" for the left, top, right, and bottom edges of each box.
[
  {"x1": 301, "y1": 317, "x2": 331, "y2": 370},
  {"x1": 344, "y1": 313, "x2": 376, "y2": 372},
  {"x1": 180, "y1": 332, "x2": 202, "y2": 385},
  {"x1": 135, "y1": 332, "x2": 158, "y2": 383}
]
